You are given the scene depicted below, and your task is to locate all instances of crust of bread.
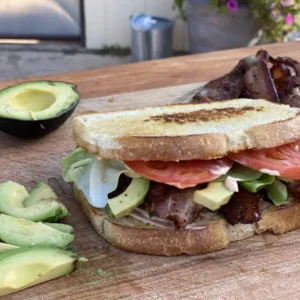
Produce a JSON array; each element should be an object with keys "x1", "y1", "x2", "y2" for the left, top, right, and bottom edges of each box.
[
  {"x1": 73, "y1": 184, "x2": 300, "y2": 256},
  {"x1": 72, "y1": 99, "x2": 300, "y2": 161},
  {"x1": 257, "y1": 202, "x2": 300, "y2": 234}
]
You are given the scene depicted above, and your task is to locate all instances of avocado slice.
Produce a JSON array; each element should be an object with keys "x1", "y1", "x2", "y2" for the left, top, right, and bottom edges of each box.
[
  {"x1": 107, "y1": 177, "x2": 150, "y2": 218},
  {"x1": 0, "y1": 181, "x2": 68, "y2": 222},
  {"x1": 0, "y1": 214, "x2": 74, "y2": 248},
  {"x1": 0, "y1": 80, "x2": 80, "y2": 138},
  {"x1": 0, "y1": 247, "x2": 80, "y2": 296},
  {"x1": 193, "y1": 182, "x2": 234, "y2": 211},
  {"x1": 0, "y1": 243, "x2": 19, "y2": 252},
  {"x1": 23, "y1": 182, "x2": 57, "y2": 207},
  {"x1": 43, "y1": 223, "x2": 74, "y2": 234},
  {"x1": 1, "y1": 182, "x2": 29, "y2": 208}
]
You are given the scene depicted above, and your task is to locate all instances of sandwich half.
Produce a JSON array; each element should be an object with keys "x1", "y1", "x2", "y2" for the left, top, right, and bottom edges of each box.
[{"x1": 62, "y1": 99, "x2": 300, "y2": 256}]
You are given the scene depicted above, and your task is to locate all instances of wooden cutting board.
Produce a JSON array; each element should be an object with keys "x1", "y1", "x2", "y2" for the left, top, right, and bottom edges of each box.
[{"x1": 4, "y1": 83, "x2": 300, "y2": 300}]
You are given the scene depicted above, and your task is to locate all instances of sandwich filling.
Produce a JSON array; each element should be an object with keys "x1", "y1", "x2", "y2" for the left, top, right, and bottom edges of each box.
[{"x1": 62, "y1": 141, "x2": 300, "y2": 229}]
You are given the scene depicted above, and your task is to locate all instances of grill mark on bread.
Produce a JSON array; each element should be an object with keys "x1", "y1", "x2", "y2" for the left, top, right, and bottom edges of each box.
[{"x1": 146, "y1": 106, "x2": 263, "y2": 124}]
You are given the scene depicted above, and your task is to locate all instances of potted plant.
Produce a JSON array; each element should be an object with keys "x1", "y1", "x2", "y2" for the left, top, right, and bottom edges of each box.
[{"x1": 174, "y1": 0, "x2": 300, "y2": 53}]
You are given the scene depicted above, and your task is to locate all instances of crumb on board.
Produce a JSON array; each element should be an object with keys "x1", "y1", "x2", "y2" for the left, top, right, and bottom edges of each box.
[
  {"x1": 260, "y1": 267, "x2": 269, "y2": 273},
  {"x1": 96, "y1": 268, "x2": 110, "y2": 277}
]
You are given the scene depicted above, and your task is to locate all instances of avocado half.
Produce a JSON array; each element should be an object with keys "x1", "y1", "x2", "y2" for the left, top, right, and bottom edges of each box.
[{"x1": 0, "y1": 81, "x2": 80, "y2": 138}]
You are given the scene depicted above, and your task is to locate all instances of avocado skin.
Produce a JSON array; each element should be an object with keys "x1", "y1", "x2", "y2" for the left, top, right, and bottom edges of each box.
[
  {"x1": 0, "y1": 81, "x2": 80, "y2": 139},
  {"x1": 0, "y1": 103, "x2": 77, "y2": 138}
]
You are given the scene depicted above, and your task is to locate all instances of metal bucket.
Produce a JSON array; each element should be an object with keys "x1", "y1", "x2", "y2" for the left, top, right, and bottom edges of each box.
[{"x1": 130, "y1": 14, "x2": 174, "y2": 62}]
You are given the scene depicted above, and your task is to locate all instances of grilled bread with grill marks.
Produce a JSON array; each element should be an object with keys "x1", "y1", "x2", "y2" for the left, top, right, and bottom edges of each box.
[{"x1": 72, "y1": 99, "x2": 300, "y2": 161}]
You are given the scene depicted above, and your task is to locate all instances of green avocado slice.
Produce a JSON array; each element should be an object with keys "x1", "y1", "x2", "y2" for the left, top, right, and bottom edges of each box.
[
  {"x1": 23, "y1": 182, "x2": 57, "y2": 207},
  {"x1": 43, "y1": 223, "x2": 74, "y2": 234},
  {"x1": 0, "y1": 247, "x2": 81, "y2": 296},
  {"x1": 0, "y1": 181, "x2": 68, "y2": 222},
  {"x1": 106, "y1": 177, "x2": 150, "y2": 218},
  {"x1": 193, "y1": 182, "x2": 234, "y2": 211},
  {"x1": 0, "y1": 214, "x2": 74, "y2": 248}
]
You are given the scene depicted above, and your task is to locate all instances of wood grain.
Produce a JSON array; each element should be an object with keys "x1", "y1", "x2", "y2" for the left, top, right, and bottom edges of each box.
[
  {"x1": 0, "y1": 42, "x2": 299, "y2": 99},
  {"x1": 2, "y1": 81, "x2": 300, "y2": 300}
]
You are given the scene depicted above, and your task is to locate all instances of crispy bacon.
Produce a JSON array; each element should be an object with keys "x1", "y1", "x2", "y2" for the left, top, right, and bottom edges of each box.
[
  {"x1": 220, "y1": 189, "x2": 262, "y2": 225},
  {"x1": 244, "y1": 56, "x2": 279, "y2": 102},
  {"x1": 269, "y1": 55, "x2": 300, "y2": 76},
  {"x1": 192, "y1": 59, "x2": 247, "y2": 103},
  {"x1": 281, "y1": 88, "x2": 300, "y2": 107},
  {"x1": 287, "y1": 180, "x2": 300, "y2": 197},
  {"x1": 146, "y1": 183, "x2": 201, "y2": 228},
  {"x1": 192, "y1": 49, "x2": 300, "y2": 108},
  {"x1": 146, "y1": 181, "x2": 171, "y2": 203}
]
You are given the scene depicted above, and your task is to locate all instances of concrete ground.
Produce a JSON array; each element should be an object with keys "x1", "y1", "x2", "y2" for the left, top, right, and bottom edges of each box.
[{"x1": 0, "y1": 41, "x2": 131, "y2": 81}]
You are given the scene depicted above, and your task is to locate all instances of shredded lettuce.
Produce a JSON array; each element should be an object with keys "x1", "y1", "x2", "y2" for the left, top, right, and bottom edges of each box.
[{"x1": 62, "y1": 148, "x2": 141, "y2": 208}]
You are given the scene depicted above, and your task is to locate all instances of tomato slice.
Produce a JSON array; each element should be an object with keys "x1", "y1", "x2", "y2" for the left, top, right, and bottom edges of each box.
[
  {"x1": 228, "y1": 141, "x2": 300, "y2": 179},
  {"x1": 124, "y1": 159, "x2": 232, "y2": 189}
]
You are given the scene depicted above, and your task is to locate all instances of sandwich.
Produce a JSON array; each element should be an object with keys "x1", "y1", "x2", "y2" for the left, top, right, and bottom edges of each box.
[{"x1": 62, "y1": 98, "x2": 300, "y2": 256}]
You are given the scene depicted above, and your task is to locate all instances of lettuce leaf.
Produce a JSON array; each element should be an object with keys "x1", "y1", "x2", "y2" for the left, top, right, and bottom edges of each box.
[
  {"x1": 239, "y1": 174, "x2": 275, "y2": 193},
  {"x1": 62, "y1": 147, "x2": 94, "y2": 183},
  {"x1": 265, "y1": 178, "x2": 288, "y2": 206},
  {"x1": 215, "y1": 163, "x2": 262, "y2": 182},
  {"x1": 239, "y1": 174, "x2": 288, "y2": 206},
  {"x1": 62, "y1": 148, "x2": 141, "y2": 208}
]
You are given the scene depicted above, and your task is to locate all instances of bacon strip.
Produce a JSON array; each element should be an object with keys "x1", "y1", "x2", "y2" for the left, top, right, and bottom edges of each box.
[
  {"x1": 192, "y1": 49, "x2": 300, "y2": 108},
  {"x1": 146, "y1": 182, "x2": 201, "y2": 228},
  {"x1": 220, "y1": 189, "x2": 262, "y2": 225}
]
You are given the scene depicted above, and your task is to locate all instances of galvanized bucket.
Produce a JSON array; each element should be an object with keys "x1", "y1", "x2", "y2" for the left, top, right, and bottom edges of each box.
[{"x1": 130, "y1": 14, "x2": 174, "y2": 62}]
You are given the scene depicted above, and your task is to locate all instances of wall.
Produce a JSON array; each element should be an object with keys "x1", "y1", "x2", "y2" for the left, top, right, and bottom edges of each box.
[{"x1": 84, "y1": 0, "x2": 189, "y2": 51}]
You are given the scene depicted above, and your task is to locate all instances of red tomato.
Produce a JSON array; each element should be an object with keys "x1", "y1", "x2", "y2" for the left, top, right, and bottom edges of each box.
[
  {"x1": 124, "y1": 158, "x2": 232, "y2": 189},
  {"x1": 228, "y1": 141, "x2": 300, "y2": 179}
]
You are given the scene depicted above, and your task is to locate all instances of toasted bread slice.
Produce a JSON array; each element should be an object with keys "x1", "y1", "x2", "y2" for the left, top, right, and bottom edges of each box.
[
  {"x1": 73, "y1": 99, "x2": 300, "y2": 161},
  {"x1": 73, "y1": 184, "x2": 300, "y2": 256}
]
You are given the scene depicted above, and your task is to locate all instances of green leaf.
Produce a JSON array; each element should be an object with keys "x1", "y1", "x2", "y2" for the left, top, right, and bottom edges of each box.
[
  {"x1": 214, "y1": 163, "x2": 262, "y2": 182},
  {"x1": 62, "y1": 147, "x2": 143, "y2": 209},
  {"x1": 240, "y1": 174, "x2": 275, "y2": 193},
  {"x1": 228, "y1": 164, "x2": 262, "y2": 181},
  {"x1": 265, "y1": 179, "x2": 288, "y2": 206},
  {"x1": 62, "y1": 147, "x2": 94, "y2": 182},
  {"x1": 278, "y1": 177, "x2": 294, "y2": 183}
]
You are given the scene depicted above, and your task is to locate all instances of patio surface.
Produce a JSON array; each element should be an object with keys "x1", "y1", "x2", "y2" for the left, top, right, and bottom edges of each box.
[{"x1": 0, "y1": 41, "x2": 130, "y2": 81}]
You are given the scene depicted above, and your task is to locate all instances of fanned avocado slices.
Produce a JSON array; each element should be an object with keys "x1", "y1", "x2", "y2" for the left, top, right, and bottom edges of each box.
[{"x1": 0, "y1": 181, "x2": 68, "y2": 222}]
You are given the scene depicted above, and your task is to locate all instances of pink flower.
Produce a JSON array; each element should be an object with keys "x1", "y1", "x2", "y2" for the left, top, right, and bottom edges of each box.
[
  {"x1": 286, "y1": 13, "x2": 294, "y2": 25},
  {"x1": 226, "y1": 0, "x2": 238, "y2": 13},
  {"x1": 281, "y1": 0, "x2": 294, "y2": 7}
]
